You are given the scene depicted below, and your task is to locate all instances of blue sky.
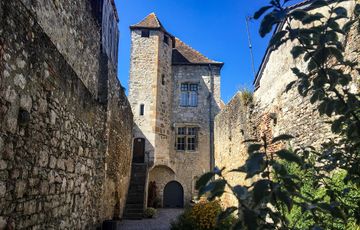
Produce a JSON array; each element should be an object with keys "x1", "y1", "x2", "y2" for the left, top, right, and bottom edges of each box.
[{"x1": 114, "y1": 0, "x2": 286, "y2": 103}]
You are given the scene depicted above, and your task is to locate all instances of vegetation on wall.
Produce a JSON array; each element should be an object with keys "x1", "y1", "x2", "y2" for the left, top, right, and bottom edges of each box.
[{"x1": 196, "y1": 0, "x2": 360, "y2": 229}]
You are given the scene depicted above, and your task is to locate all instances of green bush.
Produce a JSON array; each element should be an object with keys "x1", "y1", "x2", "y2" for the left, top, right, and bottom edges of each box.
[
  {"x1": 144, "y1": 207, "x2": 157, "y2": 218},
  {"x1": 170, "y1": 200, "x2": 235, "y2": 230}
]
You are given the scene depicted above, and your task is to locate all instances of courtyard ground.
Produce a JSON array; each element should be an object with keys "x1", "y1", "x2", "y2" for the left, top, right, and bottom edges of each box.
[{"x1": 118, "y1": 209, "x2": 183, "y2": 230}]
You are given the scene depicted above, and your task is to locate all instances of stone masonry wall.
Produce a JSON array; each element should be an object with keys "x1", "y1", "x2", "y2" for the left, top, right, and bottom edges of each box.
[
  {"x1": 214, "y1": 1, "x2": 359, "y2": 209},
  {"x1": 128, "y1": 29, "x2": 160, "y2": 163},
  {"x1": 18, "y1": 0, "x2": 102, "y2": 97},
  {"x1": 0, "y1": 1, "x2": 133, "y2": 229}
]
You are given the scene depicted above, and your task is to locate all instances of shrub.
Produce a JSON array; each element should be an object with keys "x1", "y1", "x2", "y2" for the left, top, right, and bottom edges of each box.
[
  {"x1": 170, "y1": 200, "x2": 235, "y2": 230},
  {"x1": 144, "y1": 207, "x2": 157, "y2": 218}
]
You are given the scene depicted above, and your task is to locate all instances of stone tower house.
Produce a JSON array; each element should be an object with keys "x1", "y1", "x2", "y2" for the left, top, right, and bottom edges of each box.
[{"x1": 127, "y1": 13, "x2": 223, "y2": 211}]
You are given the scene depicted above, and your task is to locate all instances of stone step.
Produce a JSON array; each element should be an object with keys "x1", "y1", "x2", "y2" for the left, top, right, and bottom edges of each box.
[
  {"x1": 123, "y1": 213, "x2": 143, "y2": 220},
  {"x1": 125, "y1": 204, "x2": 143, "y2": 209},
  {"x1": 125, "y1": 208, "x2": 144, "y2": 214}
]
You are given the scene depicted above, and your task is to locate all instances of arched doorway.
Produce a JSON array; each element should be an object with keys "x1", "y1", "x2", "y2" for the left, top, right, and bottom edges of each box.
[
  {"x1": 133, "y1": 138, "x2": 145, "y2": 163},
  {"x1": 163, "y1": 181, "x2": 184, "y2": 208}
]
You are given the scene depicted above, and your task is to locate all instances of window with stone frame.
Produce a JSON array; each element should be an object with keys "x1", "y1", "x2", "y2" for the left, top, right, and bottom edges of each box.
[
  {"x1": 176, "y1": 127, "x2": 198, "y2": 151},
  {"x1": 180, "y1": 83, "x2": 198, "y2": 107}
]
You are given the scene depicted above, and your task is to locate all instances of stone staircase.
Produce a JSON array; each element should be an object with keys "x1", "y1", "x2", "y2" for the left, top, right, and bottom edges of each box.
[{"x1": 123, "y1": 163, "x2": 148, "y2": 220}]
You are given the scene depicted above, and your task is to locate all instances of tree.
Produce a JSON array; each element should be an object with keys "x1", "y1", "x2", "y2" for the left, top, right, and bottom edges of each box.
[{"x1": 196, "y1": 0, "x2": 360, "y2": 229}]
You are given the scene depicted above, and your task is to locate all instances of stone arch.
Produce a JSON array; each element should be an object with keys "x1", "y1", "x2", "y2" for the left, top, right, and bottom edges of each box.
[
  {"x1": 163, "y1": 181, "x2": 184, "y2": 208},
  {"x1": 148, "y1": 165, "x2": 176, "y2": 207}
]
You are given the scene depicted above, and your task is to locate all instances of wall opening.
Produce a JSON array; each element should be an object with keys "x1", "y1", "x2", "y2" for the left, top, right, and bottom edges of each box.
[
  {"x1": 141, "y1": 29, "x2": 150, "y2": 38},
  {"x1": 163, "y1": 181, "x2": 184, "y2": 208}
]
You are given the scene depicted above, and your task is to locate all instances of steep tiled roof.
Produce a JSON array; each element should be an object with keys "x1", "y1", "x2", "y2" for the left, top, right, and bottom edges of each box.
[
  {"x1": 130, "y1": 13, "x2": 164, "y2": 29},
  {"x1": 172, "y1": 38, "x2": 223, "y2": 66}
]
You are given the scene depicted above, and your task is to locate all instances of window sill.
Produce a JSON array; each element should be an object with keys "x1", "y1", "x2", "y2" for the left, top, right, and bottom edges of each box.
[{"x1": 176, "y1": 150, "x2": 198, "y2": 153}]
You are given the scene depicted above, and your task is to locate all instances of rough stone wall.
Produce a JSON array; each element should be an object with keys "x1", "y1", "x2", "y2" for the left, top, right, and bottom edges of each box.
[
  {"x1": 154, "y1": 33, "x2": 173, "y2": 166},
  {"x1": 163, "y1": 65, "x2": 221, "y2": 204},
  {"x1": 214, "y1": 1, "x2": 359, "y2": 209},
  {"x1": 128, "y1": 29, "x2": 160, "y2": 162},
  {"x1": 18, "y1": 0, "x2": 102, "y2": 97},
  {"x1": 214, "y1": 93, "x2": 254, "y2": 208},
  {"x1": 0, "y1": 1, "x2": 133, "y2": 229}
]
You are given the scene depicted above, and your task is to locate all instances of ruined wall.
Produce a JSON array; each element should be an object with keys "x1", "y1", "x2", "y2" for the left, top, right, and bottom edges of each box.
[{"x1": 0, "y1": 1, "x2": 133, "y2": 228}]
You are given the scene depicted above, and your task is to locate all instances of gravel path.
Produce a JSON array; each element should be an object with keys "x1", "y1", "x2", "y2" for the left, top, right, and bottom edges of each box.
[{"x1": 118, "y1": 209, "x2": 183, "y2": 230}]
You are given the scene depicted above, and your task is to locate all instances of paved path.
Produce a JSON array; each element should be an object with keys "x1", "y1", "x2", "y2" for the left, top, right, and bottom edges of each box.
[{"x1": 118, "y1": 209, "x2": 183, "y2": 230}]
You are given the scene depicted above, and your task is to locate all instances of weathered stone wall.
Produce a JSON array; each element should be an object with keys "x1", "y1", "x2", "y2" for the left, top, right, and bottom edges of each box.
[
  {"x1": 214, "y1": 1, "x2": 359, "y2": 208},
  {"x1": 128, "y1": 29, "x2": 160, "y2": 163},
  {"x1": 0, "y1": 1, "x2": 133, "y2": 228},
  {"x1": 128, "y1": 22, "x2": 223, "y2": 206},
  {"x1": 18, "y1": 0, "x2": 102, "y2": 97},
  {"x1": 214, "y1": 93, "x2": 254, "y2": 208},
  {"x1": 154, "y1": 32, "x2": 173, "y2": 167}
]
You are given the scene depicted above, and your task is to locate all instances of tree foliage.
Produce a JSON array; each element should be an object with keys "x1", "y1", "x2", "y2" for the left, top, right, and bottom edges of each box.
[{"x1": 197, "y1": 0, "x2": 360, "y2": 229}]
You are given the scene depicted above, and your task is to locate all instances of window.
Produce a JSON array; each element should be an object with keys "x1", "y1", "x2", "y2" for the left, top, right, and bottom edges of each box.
[
  {"x1": 162, "y1": 75, "x2": 165, "y2": 85},
  {"x1": 141, "y1": 29, "x2": 150, "y2": 37},
  {"x1": 180, "y1": 83, "x2": 198, "y2": 107},
  {"x1": 176, "y1": 127, "x2": 198, "y2": 151},
  {"x1": 164, "y1": 35, "x2": 169, "y2": 45},
  {"x1": 140, "y1": 104, "x2": 145, "y2": 116}
]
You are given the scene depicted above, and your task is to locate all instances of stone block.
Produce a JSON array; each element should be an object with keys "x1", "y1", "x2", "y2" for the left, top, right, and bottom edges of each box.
[
  {"x1": 0, "y1": 181, "x2": 6, "y2": 197},
  {"x1": 38, "y1": 150, "x2": 49, "y2": 167},
  {"x1": 15, "y1": 180, "x2": 27, "y2": 198},
  {"x1": 20, "y1": 95, "x2": 32, "y2": 112}
]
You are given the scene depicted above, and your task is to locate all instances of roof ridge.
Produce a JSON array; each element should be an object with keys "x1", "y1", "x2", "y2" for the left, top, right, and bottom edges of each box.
[{"x1": 175, "y1": 37, "x2": 222, "y2": 64}]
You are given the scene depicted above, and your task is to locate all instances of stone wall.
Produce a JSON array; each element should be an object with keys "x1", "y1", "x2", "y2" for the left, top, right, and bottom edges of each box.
[
  {"x1": 214, "y1": 1, "x2": 360, "y2": 208},
  {"x1": 214, "y1": 93, "x2": 254, "y2": 208},
  {"x1": 128, "y1": 29, "x2": 160, "y2": 163},
  {"x1": 0, "y1": 1, "x2": 133, "y2": 229},
  {"x1": 18, "y1": 0, "x2": 102, "y2": 97}
]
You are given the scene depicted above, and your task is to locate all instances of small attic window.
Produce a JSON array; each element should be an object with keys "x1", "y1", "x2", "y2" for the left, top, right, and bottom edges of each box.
[
  {"x1": 164, "y1": 35, "x2": 169, "y2": 45},
  {"x1": 141, "y1": 29, "x2": 150, "y2": 37}
]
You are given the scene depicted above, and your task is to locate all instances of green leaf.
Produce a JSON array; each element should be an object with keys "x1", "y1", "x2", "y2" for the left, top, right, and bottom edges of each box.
[
  {"x1": 276, "y1": 149, "x2": 303, "y2": 165},
  {"x1": 253, "y1": 179, "x2": 271, "y2": 205},
  {"x1": 302, "y1": 13, "x2": 324, "y2": 24},
  {"x1": 195, "y1": 172, "x2": 214, "y2": 190},
  {"x1": 208, "y1": 179, "x2": 226, "y2": 200},
  {"x1": 276, "y1": 189, "x2": 293, "y2": 211},
  {"x1": 218, "y1": 207, "x2": 237, "y2": 223},
  {"x1": 325, "y1": 101, "x2": 334, "y2": 117},
  {"x1": 269, "y1": 30, "x2": 288, "y2": 49},
  {"x1": 272, "y1": 134, "x2": 294, "y2": 143},
  {"x1": 327, "y1": 46, "x2": 344, "y2": 62},
  {"x1": 243, "y1": 209, "x2": 258, "y2": 230},
  {"x1": 290, "y1": 9, "x2": 308, "y2": 20},
  {"x1": 248, "y1": 144, "x2": 263, "y2": 153},
  {"x1": 244, "y1": 153, "x2": 267, "y2": 179},
  {"x1": 291, "y1": 46, "x2": 306, "y2": 58},
  {"x1": 310, "y1": 0, "x2": 328, "y2": 8},
  {"x1": 233, "y1": 185, "x2": 249, "y2": 201},
  {"x1": 254, "y1": 5, "x2": 273, "y2": 19},
  {"x1": 285, "y1": 80, "x2": 296, "y2": 92},
  {"x1": 260, "y1": 12, "x2": 278, "y2": 37},
  {"x1": 333, "y1": 6, "x2": 347, "y2": 18}
]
